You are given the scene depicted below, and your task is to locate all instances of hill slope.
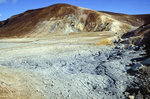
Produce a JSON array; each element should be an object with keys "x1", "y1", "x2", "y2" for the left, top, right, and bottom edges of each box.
[{"x1": 0, "y1": 3, "x2": 148, "y2": 37}]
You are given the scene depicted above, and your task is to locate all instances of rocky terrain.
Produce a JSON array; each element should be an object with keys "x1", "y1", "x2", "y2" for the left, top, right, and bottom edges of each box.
[
  {"x1": 0, "y1": 3, "x2": 150, "y2": 99},
  {"x1": 122, "y1": 20, "x2": 150, "y2": 99}
]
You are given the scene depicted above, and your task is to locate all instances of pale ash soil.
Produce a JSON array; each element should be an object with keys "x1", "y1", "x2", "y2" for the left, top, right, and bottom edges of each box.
[{"x1": 0, "y1": 32, "x2": 144, "y2": 99}]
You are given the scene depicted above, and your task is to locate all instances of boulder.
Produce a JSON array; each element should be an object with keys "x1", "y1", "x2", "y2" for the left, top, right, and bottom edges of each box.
[
  {"x1": 131, "y1": 63, "x2": 144, "y2": 71},
  {"x1": 141, "y1": 58, "x2": 150, "y2": 66}
]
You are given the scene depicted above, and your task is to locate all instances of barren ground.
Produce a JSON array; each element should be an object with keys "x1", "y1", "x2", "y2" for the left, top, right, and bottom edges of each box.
[{"x1": 0, "y1": 32, "x2": 143, "y2": 99}]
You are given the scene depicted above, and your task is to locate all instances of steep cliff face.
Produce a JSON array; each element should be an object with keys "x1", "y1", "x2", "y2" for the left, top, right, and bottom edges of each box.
[{"x1": 0, "y1": 3, "x2": 139, "y2": 37}]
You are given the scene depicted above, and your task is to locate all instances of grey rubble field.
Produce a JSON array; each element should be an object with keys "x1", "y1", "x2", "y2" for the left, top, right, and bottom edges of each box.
[{"x1": 0, "y1": 37, "x2": 145, "y2": 98}]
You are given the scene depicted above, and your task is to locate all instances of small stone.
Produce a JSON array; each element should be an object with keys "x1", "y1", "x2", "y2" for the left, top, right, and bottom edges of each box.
[
  {"x1": 87, "y1": 82, "x2": 90, "y2": 85},
  {"x1": 68, "y1": 83, "x2": 71, "y2": 86},
  {"x1": 131, "y1": 63, "x2": 144, "y2": 71},
  {"x1": 11, "y1": 90, "x2": 15, "y2": 93},
  {"x1": 92, "y1": 85, "x2": 97, "y2": 90},
  {"x1": 60, "y1": 92, "x2": 63, "y2": 94},
  {"x1": 36, "y1": 89, "x2": 40, "y2": 92},
  {"x1": 1, "y1": 81, "x2": 4, "y2": 85},
  {"x1": 128, "y1": 95, "x2": 134, "y2": 99},
  {"x1": 51, "y1": 83, "x2": 54, "y2": 87},
  {"x1": 67, "y1": 95, "x2": 70, "y2": 97},
  {"x1": 124, "y1": 92, "x2": 129, "y2": 96},
  {"x1": 92, "y1": 97, "x2": 95, "y2": 99},
  {"x1": 133, "y1": 60, "x2": 137, "y2": 63}
]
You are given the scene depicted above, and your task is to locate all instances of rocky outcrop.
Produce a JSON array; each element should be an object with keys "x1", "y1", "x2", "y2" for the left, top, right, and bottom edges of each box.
[{"x1": 122, "y1": 23, "x2": 150, "y2": 55}]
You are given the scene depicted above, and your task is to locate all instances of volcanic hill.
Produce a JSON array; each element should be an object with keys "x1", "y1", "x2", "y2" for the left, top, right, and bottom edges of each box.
[{"x1": 0, "y1": 3, "x2": 149, "y2": 38}]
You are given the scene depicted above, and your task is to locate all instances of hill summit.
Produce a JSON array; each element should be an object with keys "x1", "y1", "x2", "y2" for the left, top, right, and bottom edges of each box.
[{"x1": 0, "y1": 3, "x2": 149, "y2": 37}]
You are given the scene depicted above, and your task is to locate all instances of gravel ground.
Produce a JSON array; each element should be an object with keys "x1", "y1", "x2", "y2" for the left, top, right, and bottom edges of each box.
[
  {"x1": 0, "y1": 36, "x2": 148, "y2": 99},
  {"x1": 0, "y1": 42, "x2": 145, "y2": 99}
]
